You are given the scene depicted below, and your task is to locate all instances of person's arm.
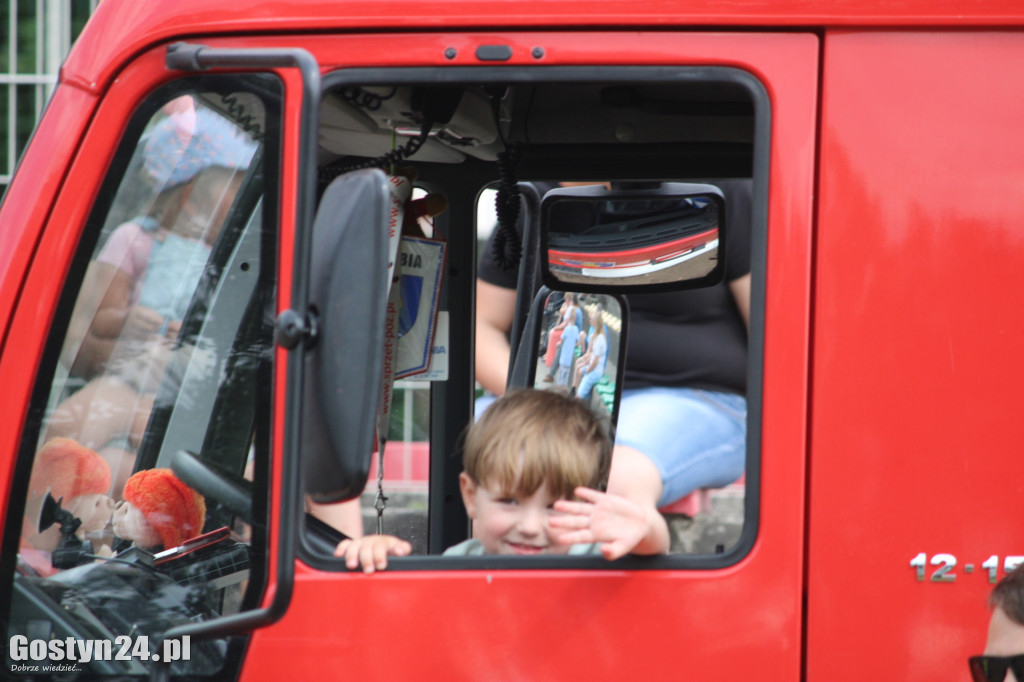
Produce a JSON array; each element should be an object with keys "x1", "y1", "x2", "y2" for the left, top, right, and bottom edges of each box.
[
  {"x1": 334, "y1": 534, "x2": 412, "y2": 574},
  {"x1": 729, "y1": 273, "x2": 752, "y2": 332},
  {"x1": 67, "y1": 264, "x2": 135, "y2": 377},
  {"x1": 308, "y1": 497, "x2": 364, "y2": 539},
  {"x1": 70, "y1": 268, "x2": 166, "y2": 377},
  {"x1": 474, "y1": 279, "x2": 517, "y2": 396},
  {"x1": 551, "y1": 485, "x2": 669, "y2": 559},
  {"x1": 584, "y1": 335, "x2": 606, "y2": 373}
]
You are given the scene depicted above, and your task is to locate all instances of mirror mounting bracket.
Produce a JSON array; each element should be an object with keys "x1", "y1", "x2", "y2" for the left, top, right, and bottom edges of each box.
[{"x1": 274, "y1": 308, "x2": 318, "y2": 350}]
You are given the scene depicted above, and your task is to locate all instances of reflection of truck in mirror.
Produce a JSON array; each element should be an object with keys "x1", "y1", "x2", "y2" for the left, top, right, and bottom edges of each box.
[{"x1": 0, "y1": 2, "x2": 1022, "y2": 680}]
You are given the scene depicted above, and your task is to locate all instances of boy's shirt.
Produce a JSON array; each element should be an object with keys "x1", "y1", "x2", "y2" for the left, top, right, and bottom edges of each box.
[{"x1": 443, "y1": 538, "x2": 602, "y2": 556}]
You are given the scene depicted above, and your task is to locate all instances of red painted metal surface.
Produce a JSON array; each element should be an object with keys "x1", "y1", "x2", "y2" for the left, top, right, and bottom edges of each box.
[
  {"x1": 59, "y1": 1, "x2": 1024, "y2": 101},
  {"x1": 20, "y1": 5, "x2": 1024, "y2": 679},
  {"x1": 235, "y1": 29, "x2": 818, "y2": 680},
  {"x1": 0, "y1": 86, "x2": 96, "y2": 360},
  {"x1": 809, "y1": 30, "x2": 1024, "y2": 681}
]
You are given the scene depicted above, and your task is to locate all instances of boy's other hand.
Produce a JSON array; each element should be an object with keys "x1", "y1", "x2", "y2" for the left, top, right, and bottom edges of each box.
[{"x1": 334, "y1": 534, "x2": 412, "y2": 574}]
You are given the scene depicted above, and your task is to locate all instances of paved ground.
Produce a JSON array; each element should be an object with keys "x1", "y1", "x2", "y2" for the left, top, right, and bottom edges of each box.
[{"x1": 665, "y1": 488, "x2": 745, "y2": 555}]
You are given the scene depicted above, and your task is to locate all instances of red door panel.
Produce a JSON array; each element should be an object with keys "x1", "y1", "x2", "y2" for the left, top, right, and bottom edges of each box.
[
  {"x1": 810, "y1": 31, "x2": 1024, "y2": 682},
  {"x1": 245, "y1": 30, "x2": 818, "y2": 681}
]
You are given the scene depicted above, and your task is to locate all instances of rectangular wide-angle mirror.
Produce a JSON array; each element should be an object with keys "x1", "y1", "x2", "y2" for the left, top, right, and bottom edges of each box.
[{"x1": 541, "y1": 183, "x2": 725, "y2": 292}]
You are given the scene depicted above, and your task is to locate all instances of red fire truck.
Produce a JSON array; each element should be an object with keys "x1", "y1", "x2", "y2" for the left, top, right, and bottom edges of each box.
[{"x1": 2, "y1": 1, "x2": 1023, "y2": 680}]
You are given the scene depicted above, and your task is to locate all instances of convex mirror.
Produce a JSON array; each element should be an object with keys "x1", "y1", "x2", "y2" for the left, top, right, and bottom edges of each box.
[
  {"x1": 541, "y1": 183, "x2": 725, "y2": 292},
  {"x1": 509, "y1": 288, "x2": 627, "y2": 432}
]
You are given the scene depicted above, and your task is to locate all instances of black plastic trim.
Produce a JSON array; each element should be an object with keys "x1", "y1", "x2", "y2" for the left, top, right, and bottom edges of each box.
[{"x1": 475, "y1": 45, "x2": 513, "y2": 61}]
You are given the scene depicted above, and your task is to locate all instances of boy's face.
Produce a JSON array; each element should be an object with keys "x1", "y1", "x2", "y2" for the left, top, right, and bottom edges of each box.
[{"x1": 459, "y1": 473, "x2": 573, "y2": 555}]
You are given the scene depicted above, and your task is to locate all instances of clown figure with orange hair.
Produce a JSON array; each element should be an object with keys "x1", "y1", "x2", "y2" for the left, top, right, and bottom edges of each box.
[
  {"x1": 22, "y1": 438, "x2": 116, "y2": 558},
  {"x1": 113, "y1": 468, "x2": 206, "y2": 553}
]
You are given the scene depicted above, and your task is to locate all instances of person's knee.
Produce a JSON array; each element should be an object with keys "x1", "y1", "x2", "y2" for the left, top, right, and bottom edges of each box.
[{"x1": 607, "y1": 445, "x2": 663, "y2": 507}]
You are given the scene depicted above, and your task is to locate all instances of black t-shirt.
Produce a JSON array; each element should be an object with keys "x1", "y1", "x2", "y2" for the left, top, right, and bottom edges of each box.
[{"x1": 479, "y1": 179, "x2": 752, "y2": 395}]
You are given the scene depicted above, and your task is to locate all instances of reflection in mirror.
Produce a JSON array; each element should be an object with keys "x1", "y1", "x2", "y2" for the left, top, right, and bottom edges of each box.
[
  {"x1": 542, "y1": 183, "x2": 724, "y2": 289},
  {"x1": 533, "y1": 292, "x2": 624, "y2": 430}
]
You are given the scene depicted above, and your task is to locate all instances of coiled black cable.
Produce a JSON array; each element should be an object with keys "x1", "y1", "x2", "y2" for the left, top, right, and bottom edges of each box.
[
  {"x1": 489, "y1": 93, "x2": 525, "y2": 271},
  {"x1": 317, "y1": 118, "x2": 433, "y2": 194},
  {"x1": 491, "y1": 142, "x2": 525, "y2": 271}
]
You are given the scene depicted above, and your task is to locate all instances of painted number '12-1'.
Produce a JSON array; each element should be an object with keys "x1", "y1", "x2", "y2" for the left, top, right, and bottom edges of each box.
[{"x1": 910, "y1": 553, "x2": 1024, "y2": 583}]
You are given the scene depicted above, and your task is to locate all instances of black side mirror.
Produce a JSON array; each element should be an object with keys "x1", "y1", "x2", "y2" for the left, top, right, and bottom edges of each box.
[{"x1": 302, "y1": 169, "x2": 391, "y2": 503}]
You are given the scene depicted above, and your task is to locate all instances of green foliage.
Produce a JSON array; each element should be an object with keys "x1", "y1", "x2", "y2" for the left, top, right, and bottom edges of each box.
[{"x1": 0, "y1": 2, "x2": 94, "y2": 188}]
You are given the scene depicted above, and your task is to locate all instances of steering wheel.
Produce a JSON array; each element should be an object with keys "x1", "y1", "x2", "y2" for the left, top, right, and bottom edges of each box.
[{"x1": 171, "y1": 449, "x2": 252, "y2": 523}]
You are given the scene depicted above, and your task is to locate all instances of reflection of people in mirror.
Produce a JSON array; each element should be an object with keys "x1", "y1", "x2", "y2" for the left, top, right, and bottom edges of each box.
[
  {"x1": 573, "y1": 305, "x2": 608, "y2": 400},
  {"x1": 475, "y1": 179, "x2": 752, "y2": 519},
  {"x1": 543, "y1": 292, "x2": 580, "y2": 382},
  {"x1": 557, "y1": 316, "x2": 581, "y2": 387}
]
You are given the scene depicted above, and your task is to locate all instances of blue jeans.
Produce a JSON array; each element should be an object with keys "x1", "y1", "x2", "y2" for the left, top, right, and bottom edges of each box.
[
  {"x1": 616, "y1": 387, "x2": 747, "y2": 507},
  {"x1": 576, "y1": 368, "x2": 604, "y2": 399}
]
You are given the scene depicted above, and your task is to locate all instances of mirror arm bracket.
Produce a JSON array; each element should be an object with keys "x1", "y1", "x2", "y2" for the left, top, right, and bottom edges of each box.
[{"x1": 274, "y1": 309, "x2": 319, "y2": 350}]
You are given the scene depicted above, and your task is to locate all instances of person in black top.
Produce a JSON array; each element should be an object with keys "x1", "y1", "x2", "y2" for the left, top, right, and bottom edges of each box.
[{"x1": 475, "y1": 179, "x2": 751, "y2": 511}]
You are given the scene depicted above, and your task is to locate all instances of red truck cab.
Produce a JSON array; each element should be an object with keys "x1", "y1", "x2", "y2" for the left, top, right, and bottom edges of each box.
[{"x1": 1, "y1": 2, "x2": 1023, "y2": 680}]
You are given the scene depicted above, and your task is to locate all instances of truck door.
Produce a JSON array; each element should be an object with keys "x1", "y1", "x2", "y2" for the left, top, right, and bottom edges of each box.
[
  {"x1": 0, "y1": 42, "x2": 313, "y2": 679},
  {"x1": 247, "y1": 31, "x2": 819, "y2": 680}
]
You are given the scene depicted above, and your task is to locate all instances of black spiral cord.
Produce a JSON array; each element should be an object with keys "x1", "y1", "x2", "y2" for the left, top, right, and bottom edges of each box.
[
  {"x1": 221, "y1": 93, "x2": 264, "y2": 141},
  {"x1": 317, "y1": 117, "x2": 433, "y2": 195},
  {"x1": 490, "y1": 95, "x2": 525, "y2": 271}
]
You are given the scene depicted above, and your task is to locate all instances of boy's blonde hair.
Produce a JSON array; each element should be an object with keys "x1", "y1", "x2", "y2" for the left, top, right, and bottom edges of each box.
[{"x1": 463, "y1": 389, "x2": 612, "y2": 499}]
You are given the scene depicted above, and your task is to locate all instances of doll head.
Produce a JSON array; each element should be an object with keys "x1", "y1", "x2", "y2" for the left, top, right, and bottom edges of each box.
[
  {"x1": 115, "y1": 469, "x2": 206, "y2": 551},
  {"x1": 24, "y1": 438, "x2": 113, "y2": 551},
  {"x1": 29, "y1": 437, "x2": 112, "y2": 502}
]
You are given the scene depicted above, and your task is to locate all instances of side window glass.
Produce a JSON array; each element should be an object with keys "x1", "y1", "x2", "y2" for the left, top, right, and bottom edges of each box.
[{"x1": 6, "y1": 76, "x2": 281, "y2": 677}]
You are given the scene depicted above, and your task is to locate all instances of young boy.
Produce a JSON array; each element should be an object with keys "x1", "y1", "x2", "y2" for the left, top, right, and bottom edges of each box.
[{"x1": 335, "y1": 389, "x2": 669, "y2": 572}]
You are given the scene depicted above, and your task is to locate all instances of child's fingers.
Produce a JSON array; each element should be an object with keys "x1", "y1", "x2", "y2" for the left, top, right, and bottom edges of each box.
[
  {"x1": 555, "y1": 529, "x2": 595, "y2": 545},
  {"x1": 552, "y1": 499, "x2": 593, "y2": 516},
  {"x1": 549, "y1": 513, "x2": 591, "y2": 530},
  {"x1": 572, "y1": 486, "x2": 606, "y2": 504},
  {"x1": 337, "y1": 537, "x2": 413, "y2": 574},
  {"x1": 600, "y1": 539, "x2": 629, "y2": 561},
  {"x1": 370, "y1": 541, "x2": 391, "y2": 573},
  {"x1": 359, "y1": 542, "x2": 381, "y2": 573}
]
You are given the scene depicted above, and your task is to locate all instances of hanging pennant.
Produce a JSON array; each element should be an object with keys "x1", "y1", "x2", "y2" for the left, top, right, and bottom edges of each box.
[{"x1": 394, "y1": 236, "x2": 446, "y2": 379}]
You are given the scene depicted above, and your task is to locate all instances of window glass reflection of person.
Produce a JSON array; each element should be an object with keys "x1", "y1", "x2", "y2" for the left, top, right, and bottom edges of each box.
[{"x1": 475, "y1": 180, "x2": 752, "y2": 517}]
